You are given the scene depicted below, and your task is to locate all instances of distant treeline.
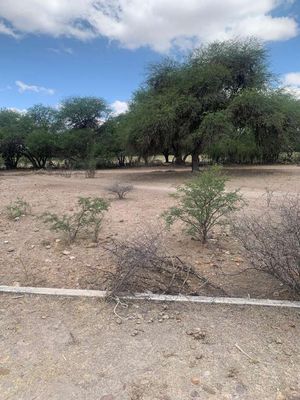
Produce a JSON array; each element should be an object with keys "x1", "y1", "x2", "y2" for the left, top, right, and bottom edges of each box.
[{"x1": 1, "y1": 38, "x2": 300, "y2": 171}]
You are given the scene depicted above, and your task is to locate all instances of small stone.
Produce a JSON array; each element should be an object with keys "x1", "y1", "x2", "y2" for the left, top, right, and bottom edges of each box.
[
  {"x1": 202, "y1": 384, "x2": 216, "y2": 395},
  {"x1": 69, "y1": 256, "x2": 76, "y2": 260},
  {"x1": 276, "y1": 392, "x2": 286, "y2": 400},
  {"x1": 275, "y1": 338, "x2": 283, "y2": 344},
  {"x1": 0, "y1": 367, "x2": 10, "y2": 376},
  {"x1": 100, "y1": 395, "x2": 114, "y2": 400},
  {"x1": 45, "y1": 245, "x2": 51, "y2": 249},
  {"x1": 131, "y1": 330, "x2": 139, "y2": 336},
  {"x1": 62, "y1": 250, "x2": 70, "y2": 255},
  {"x1": 191, "y1": 377, "x2": 200, "y2": 385},
  {"x1": 45, "y1": 258, "x2": 51, "y2": 263},
  {"x1": 14, "y1": 217, "x2": 20, "y2": 221},
  {"x1": 55, "y1": 238, "x2": 61, "y2": 243},
  {"x1": 195, "y1": 354, "x2": 203, "y2": 360},
  {"x1": 190, "y1": 390, "x2": 200, "y2": 398},
  {"x1": 3, "y1": 240, "x2": 9, "y2": 244},
  {"x1": 116, "y1": 319, "x2": 122, "y2": 325},
  {"x1": 7, "y1": 247, "x2": 15, "y2": 253},
  {"x1": 34, "y1": 228, "x2": 40, "y2": 232}
]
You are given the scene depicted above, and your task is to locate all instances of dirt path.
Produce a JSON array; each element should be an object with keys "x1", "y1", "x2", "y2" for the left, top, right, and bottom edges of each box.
[{"x1": 0, "y1": 294, "x2": 299, "y2": 400}]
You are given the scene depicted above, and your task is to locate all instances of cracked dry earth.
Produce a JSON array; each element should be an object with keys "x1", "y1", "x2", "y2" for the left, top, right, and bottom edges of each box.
[{"x1": 0, "y1": 294, "x2": 299, "y2": 400}]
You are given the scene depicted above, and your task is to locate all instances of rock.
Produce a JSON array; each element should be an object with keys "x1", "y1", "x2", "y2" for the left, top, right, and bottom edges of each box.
[
  {"x1": 62, "y1": 250, "x2": 70, "y2": 255},
  {"x1": 100, "y1": 395, "x2": 114, "y2": 400},
  {"x1": 7, "y1": 247, "x2": 15, "y2": 253},
  {"x1": 195, "y1": 354, "x2": 203, "y2": 360},
  {"x1": 186, "y1": 329, "x2": 206, "y2": 340},
  {"x1": 69, "y1": 256, "x2": 76, "y2": 260},
  {"x1": 3, "y1": 240, "x2": 9, "y2": 244},
  {"x1": 131, "y1": 330, "x2": 139, "y2": 336},
  {"x1": 191, "y1": 377, "x2": 200, "y2": 385},
  {"x1": 276, "y1": 392, "x2": 286, "y2": 400},
  {"x1": 202, "y1": 384, "x2": 217, "y2": 395},
  {"x1": 45, "y1": 245, "x2": 51, "y2": 249},
  {"x1": 116, "y1": 319, "x2": 122, "y2": 325},
  {"x1": 34, "y1": 228, "x2": 40, "y2": 232},
  {"x1": 14, "y1": 217, "x2": 20, "y2": 221},
  {"x1": 275, "y1": 338, "x2": 283, "y2": 344},
  {"x1": 0, "y1": 367, "x2": 10, "y2": 376}
]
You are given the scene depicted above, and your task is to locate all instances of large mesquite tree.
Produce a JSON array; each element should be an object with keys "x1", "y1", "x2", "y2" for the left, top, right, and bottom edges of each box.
[{"x1": 123, "y1": 39, "x2": 299, "y2": 171}]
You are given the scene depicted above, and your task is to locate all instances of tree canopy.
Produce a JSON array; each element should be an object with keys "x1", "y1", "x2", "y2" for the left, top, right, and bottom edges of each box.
[{"x1": 0, "y1": 38, "x2": 299, "y2": 170}]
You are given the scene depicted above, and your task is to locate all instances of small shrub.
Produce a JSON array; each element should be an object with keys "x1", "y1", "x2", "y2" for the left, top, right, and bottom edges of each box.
[
  {"x1": 234, "y1": 195, "x2": 300, "y2": 294},
  {"x1": 42, "y1": 197, "x2": 109, "y2": 243},
  {"x1": 106, "y1": 182, "x2": 134, "y2": 199},
  {"x1": 6, "y1": 198, "x2": 31, "y2": 219},
  {"x1": 59, "y1": 169, "x2": 72, "y2": 178},
  {"x1": 163, "y1": 166, "x2": 243, "y2": 243},
  {"x1": 85, "y1": 167, "x2": 96, "y2": 179}
]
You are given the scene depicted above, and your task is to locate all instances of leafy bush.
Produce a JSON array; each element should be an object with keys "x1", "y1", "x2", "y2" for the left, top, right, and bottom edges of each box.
[
  {"x1": 163, "y1": 166, "x2": 243, "y2": 243},
  {"x1": 6, "y1": 197, "x2": 31, "y2": 219},
  {"x1": 106, "y1": 182, "x2": 134, "y2": 199},
  {"x1": 42, "y1": 197, "x2": 109, "y2": 243},
  {"x1": 234, "y1": 195, "x2": 300, "y2": 294}
]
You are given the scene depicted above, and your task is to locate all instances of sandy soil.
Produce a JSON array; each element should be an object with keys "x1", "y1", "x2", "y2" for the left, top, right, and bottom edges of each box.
[
  {"x1": 0, "y1": 294, "x2": 299, "y2": 400},
  {"x1": 0, "y1": 165, "x2": 300, "y2": 299}
]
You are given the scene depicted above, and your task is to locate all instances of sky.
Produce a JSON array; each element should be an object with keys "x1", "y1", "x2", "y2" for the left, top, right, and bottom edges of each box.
[{"x1": 0, "y1": 0, "x2": 300, "y2": 115}]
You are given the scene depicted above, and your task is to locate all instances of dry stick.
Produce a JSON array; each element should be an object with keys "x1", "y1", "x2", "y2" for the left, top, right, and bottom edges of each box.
[
  {"x1": 235, "y1": 343, "x2": 259, "y2": 363},
  {"x1": 113, "y1": 296, "x2": 129, "y2": 320}
]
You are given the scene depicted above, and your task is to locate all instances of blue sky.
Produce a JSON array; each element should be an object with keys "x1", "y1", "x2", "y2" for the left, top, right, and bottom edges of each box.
[{"x1": 0, "y1": 0, "x2": 300, "y2": 114}]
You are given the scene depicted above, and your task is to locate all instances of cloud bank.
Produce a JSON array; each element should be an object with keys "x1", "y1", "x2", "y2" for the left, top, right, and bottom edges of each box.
[{"x1": 0, "y1": 0, "x2": 298, "y2": 52}]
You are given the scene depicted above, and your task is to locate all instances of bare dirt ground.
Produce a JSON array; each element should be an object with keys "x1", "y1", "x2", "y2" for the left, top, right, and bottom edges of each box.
[
  {"x1": 0, "y1": 165, "x2": 300, "y2": 299},
  {"x1": 0, "y1": 294, "x2": 299, "y2": 400}
]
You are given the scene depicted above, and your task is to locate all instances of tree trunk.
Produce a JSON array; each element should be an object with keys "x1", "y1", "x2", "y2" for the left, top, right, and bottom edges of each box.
[
  {"x1": 191, "y1": 153, "x2": 199, "y2": 172},
  {"x1": 162, "y1": 150, "x2": 170, "y2": 163}
]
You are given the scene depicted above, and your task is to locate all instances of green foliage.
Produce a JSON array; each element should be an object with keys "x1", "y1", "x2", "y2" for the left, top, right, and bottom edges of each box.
[
  {"x1": 163, "y1": 166, "x2": 243, "y2": 243},
  {"x1": 42, "y1": 197, "x2": 109, "y2": 243},
  {"x1": 59, "y1": 96, "x2": 109, "y2": 129},
  {"x1": 6, "y1": 197, "x2": 31, "y2": 220}
]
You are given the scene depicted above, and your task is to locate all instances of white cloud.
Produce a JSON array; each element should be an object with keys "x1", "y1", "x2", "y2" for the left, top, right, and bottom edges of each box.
[
  {"x1": 0, "y1": 20, "x2": 19, "y2": 38},
  {"x1": 48, "y1": 46, "x2": 74, "y2": 55},
  {"x1": 0, "y1": 0, "x2": 298, "y2": 52},
  {"x1": 15, "y1": 80, "x2": 55, "y2": 95},
  {"x1": 282, "y1": 72, "x2": 300, "y2": 99},
  {"x1": 284, "y1": 72, "x2": 300, "y2": 86},
  {"x1": 8, "y1": 107, "x2": 27, "y2": 114},
  {"x1": 111, "y1": 100, "x2": 128, "y2": 116}
]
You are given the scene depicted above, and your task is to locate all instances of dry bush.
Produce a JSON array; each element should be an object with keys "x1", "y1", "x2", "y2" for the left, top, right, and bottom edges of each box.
[
  {"x1": 234, "y1": 195, "x2": 300, "y2": 294},
  {"x1": 105, "y1": 229, "x2": 226, "y2": 297},
  {"x1": 59, "y1": 169, "x2": 72, "y2": 178},
  {"x1": 85, "y1": 168, "x2": 96, "y2": 179},
  {"x1": 106, "y1": 182, "x2": 134, "y2": 199}
]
